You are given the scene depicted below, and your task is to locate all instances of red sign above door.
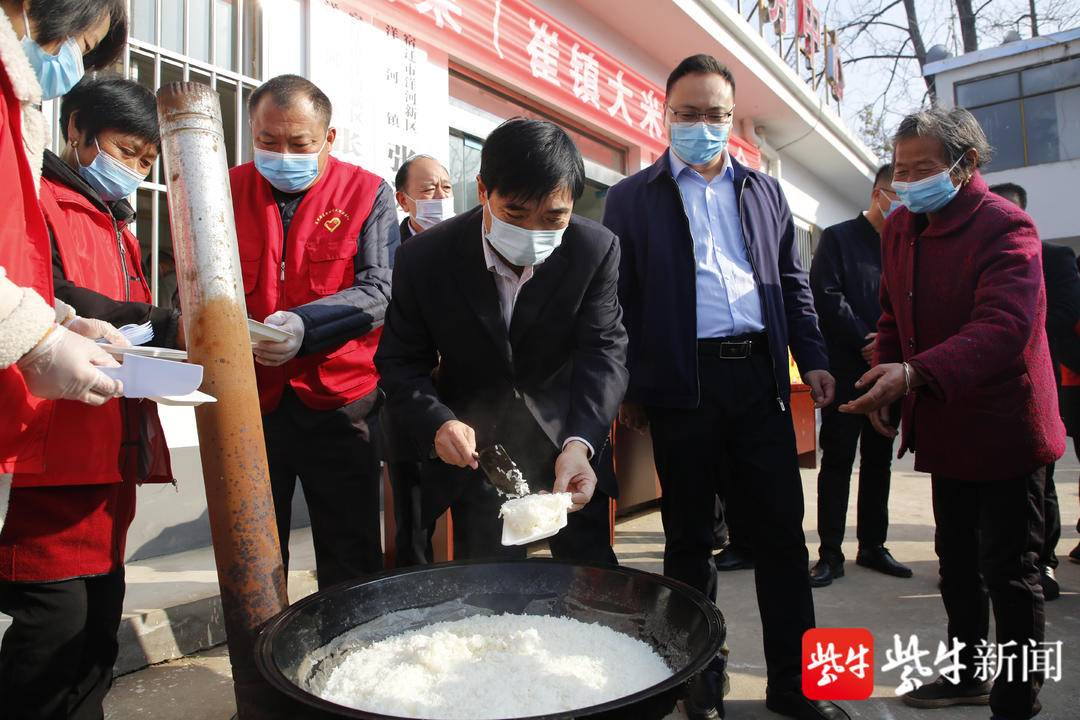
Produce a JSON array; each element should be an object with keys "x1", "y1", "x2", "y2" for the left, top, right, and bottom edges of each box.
[{"x1": 331, "y1": 0, "x2": 761, "y2": 169}]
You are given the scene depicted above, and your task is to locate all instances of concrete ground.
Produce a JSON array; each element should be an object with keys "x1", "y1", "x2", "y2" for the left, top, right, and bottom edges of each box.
[{"x1": 104, "y1": 449, "x2": 1080, "y2": 720}]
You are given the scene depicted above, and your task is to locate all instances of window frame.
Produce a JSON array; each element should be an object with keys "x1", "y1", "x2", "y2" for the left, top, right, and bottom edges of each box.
[
  {"x1": 955, "y1": 54, "x2": 1080, "y2": 172},
  {"x1": 122, "y1": 0, "x2": 264, "y2": 304}
]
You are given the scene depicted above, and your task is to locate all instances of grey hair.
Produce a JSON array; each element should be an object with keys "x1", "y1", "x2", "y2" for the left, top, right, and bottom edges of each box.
[{"x1": 893, "y1": 106, "x2": 993, "y2": 176}]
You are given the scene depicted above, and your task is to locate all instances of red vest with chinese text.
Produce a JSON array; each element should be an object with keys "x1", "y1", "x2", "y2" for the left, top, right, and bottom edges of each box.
[{"x1": 229, "y1": 156, "x2": 383, "y2": 413}]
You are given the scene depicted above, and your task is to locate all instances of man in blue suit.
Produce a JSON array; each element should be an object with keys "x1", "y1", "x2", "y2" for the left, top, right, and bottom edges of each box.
[{"x1": 604, "y1": 54, "x2": 841, "y2": 720}]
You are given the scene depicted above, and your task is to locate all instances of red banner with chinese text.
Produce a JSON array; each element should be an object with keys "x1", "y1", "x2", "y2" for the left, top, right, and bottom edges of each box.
[{"x1": 330, "y1": 0, "x2": 761, "y2": 168}]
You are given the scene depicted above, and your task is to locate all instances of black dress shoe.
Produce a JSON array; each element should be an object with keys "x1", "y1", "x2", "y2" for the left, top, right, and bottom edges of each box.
[
  {"x1": 901, "y1": 676, "x2": 990, "y2": 707},
  {"x1": 765, "y1": 690, "x2": 850, "y2": 719},
  {"x1": 685, "y1": 665, "x2": 725, "y2": 719},
  {"x1": 1069, "y1": 541, "x2": 1080, "y2": 564},
  {"x1": 809, "y1": 558, "x2": 844, "y2": 587},
  {"x1": 714, "y1": 545, "x2": 754, "y2": 571},
  {"x1": 855, "y1": 545, "x2": 913, "y2": 578},
  {"x1": 1040, "y1": 566, "x2": 1060, "y2": 601}
]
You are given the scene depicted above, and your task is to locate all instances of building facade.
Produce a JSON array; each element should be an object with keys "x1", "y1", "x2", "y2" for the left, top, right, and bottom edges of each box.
[
  {"x1": 924, "y1": 27, "x2": 1080, "y2": 250},
  {"x1": 76, "y1": 0, "x2": 877, "y2": 561}
]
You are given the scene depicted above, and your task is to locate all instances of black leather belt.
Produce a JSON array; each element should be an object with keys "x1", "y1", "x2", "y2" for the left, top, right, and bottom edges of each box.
[{"x1": 697, "y1": 333, "x2": 769, "y2": 359}]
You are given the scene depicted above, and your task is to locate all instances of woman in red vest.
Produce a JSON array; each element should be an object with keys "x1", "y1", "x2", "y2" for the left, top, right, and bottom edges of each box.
[{"x1": 0, "y1": 3, "x2": 143, "y2": 719}]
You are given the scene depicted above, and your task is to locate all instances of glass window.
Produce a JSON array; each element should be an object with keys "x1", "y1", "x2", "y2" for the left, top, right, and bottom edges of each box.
[
  {"x1": 189, "y1": 0, "x2": 212, "y2": 62},
  {"x1": 156, "y1": 192, "x2": 178, "y2": 308},
  {"x1": 956, "y1": 73, "x2": 1020, "y2": 107},
  {"x1": 135, "y1": 188, "x2": 154, "y2": 278},
  {"x1": 122, "y1": 0, "x2": 261, "y2": 309},
  {"x1": 161, "y1": 59, "x2": 184, "y2": 88},
  {"x1": 574, "y1": 179, "x2": 608, "y2": 224},
  {"x1": 215, "y1": 0, "x2": 237, "y2": 70},
  {"x1": 161, "y1": 0, "x2": 184, "y2": 54},
  {"x1": 129, "y1": 50, "x2": 155, "y2": 91},
  {"x1": 241, "y1": 86, "x2": 254, "y2": 163},
  {"x1": 969, "y1": 100, "x2": 1024, "y2": 171},
  {"x1": 218, "y1": 78, "x2": 238, "y2": 167},
  {"x1": 132, "y1": 0, "x2": 157, "y2": 44},
  {"x1": 449, "y1": 131, "x2": 483, "y2": 215},
  {"x1": 1024, "y1": 87, "x2": 1080, "y2": 165},
  {"x1": 1022, "y1": 57, "x2": 1080, "y2": 96},
  {"x1": 242, "y1": 0, "x2": 262, "y2": 79},
  {"x1": 449, "y1": 71, "x2": 626, "y2": 174}
]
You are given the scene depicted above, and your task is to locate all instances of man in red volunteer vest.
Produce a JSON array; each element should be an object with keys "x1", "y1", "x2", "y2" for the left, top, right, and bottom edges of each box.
[{"x1": 230, "y1": 74, "x2": 396, "y2": 588}]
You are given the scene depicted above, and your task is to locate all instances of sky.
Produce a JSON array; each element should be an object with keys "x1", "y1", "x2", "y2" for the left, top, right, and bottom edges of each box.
[{"x1": 828, "y1": 0, "x2": 1080, "y2": 158}]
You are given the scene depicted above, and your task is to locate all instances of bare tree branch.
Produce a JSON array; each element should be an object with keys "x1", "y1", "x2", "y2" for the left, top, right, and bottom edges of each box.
[
  {"x1": 874, "y1": 36, "x2": 914, "y2": 112},
  {"x1": 845, "y1": 54, "x2": 920, "y2": 64},
  {"x1": 834, "y1": 0, "x2": 903, "y2": 32},
  {"x1": 900, "y1": 0, "x2": 934, "y2": 96}
]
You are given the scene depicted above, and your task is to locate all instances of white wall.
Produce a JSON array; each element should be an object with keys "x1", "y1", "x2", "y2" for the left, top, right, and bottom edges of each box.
[
  {"x1": 262, "y1": 0, "x2": 307, "y2": 78},
  {"x1": 984, "y1": 160, "x2": 1080, "y2": 246},
  {"x1": 778, "y1": 154, "x2": 863, "y2": 231}
]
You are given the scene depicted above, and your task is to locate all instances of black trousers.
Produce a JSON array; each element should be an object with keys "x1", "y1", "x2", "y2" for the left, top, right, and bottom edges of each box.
[
  {"x1": 1041, "y1": 462, "x2": 1062, "y2": 568},
  {"x1": 0, "y1": 570, "x2": 125, "y2": 720},
  {"x1": 815, "y1": 372, "x2": 896, "y2": 562},
  {"x1": 389, "y1": 459, "x2": 434, "y2": 567},
  {"x1": 932, "y1": 470, "x2": 1045, "y2": 719},
  {"x1": 264, "y1": 388, "x2": 383, "y2": 589},
  {"x1": 647, "y1": 349, "x2": 815, "y2": 691}
]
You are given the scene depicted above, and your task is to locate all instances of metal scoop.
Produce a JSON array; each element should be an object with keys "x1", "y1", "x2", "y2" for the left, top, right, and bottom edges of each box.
[{"x1": 476, "y1": 444, "x2": 531, "y2": 498}]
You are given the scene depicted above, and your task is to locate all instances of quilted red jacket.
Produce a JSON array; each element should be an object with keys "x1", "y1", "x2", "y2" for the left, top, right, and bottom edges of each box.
[{"x1": 876, "y1": 172, "x2": 1065, "y2": 481}]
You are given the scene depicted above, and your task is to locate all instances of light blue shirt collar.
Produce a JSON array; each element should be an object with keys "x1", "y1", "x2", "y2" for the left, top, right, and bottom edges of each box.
[{"x1": 668, "y1": 149, "x2": 733, "y2": 183}]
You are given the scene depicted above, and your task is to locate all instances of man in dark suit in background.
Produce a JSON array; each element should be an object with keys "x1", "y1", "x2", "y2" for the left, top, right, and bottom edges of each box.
[
  {"x1": 394, "y1": 154, "x2": 455, "y2": 242},
  {"x1": 808, "y1": 163, "x2": 911, "y2": 587},
  {"x1": 375, "y1": 118, "x2": 628, "y2": 563},
  {"x1": 381, "y1": 154, "x2": 456, "y2": 567},
  {"x1": 991, "y1": 182, "x2": 1080, "y2": 600}
]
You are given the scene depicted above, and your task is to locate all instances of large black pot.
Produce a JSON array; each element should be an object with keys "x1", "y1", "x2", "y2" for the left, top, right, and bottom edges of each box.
[{"x1": 255, "y1": 559, "x2": 725, "y2": 720}]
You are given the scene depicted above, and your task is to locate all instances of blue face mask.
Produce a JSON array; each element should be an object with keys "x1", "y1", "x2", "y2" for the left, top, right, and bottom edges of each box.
[
  {"x1": 20, "y1": 8, "x2": 85, "y2": 100},
  {"x1": 892, "y1": 156, "x2": 965, "y2": 214},
  {"x1": 878, "y1": 194, "x2": 903, "y2": 219},
  {"x1": 670, "y1": 121, "x2": 730, "y2": 166},
  {"x1": 253, "y1": 141, "x2": 325, "y2": 193},
  {"x1": 78, "y1": 141, "x2": 146, "y2": 202}
]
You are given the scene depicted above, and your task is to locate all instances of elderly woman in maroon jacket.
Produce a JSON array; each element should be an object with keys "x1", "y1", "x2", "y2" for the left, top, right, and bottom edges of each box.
[{"x1": 841, "y1": 107, "x2": 1064, "y2": 720}]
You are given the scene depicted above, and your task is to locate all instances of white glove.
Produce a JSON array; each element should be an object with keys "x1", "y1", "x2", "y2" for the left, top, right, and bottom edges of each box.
[
  {"x1": 65, "y1": 316, "x2": 131, "y2": 347},
  {"x1": 253, "y1": 311, "x2": 306, "y2": 367},
  {"x1": 17, "y1": 325, "x2": 124, "y2": 405}
]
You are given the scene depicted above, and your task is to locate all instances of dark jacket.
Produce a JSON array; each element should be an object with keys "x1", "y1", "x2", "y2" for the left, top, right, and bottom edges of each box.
[
  {"x1": 42, "y1": 151, "x2": 183, "y2": 347},
  {"x1": 603, "y1": 150, "x2": 828, "y2": 409},
  {"x1": 809, "y1": 213, "x2": 882, "y2": 375},
  {"x1": 380, "y1": 215, "x2": 425, "y2": 464},
  {"x1": 374, "y1": 206, "x2": 628, "y2": 497},
  {"x1": 1042, "y1": 243, "x2": 1080, "y2": 377},
  {"x1": 877, "y1": 172, "x2": 1064, "y2": 481}
]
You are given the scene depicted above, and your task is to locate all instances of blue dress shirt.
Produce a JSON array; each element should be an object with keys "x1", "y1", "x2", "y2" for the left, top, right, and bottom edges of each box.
[{"x1": 669, "y1": 151, "x2": 765, "y2": 339}]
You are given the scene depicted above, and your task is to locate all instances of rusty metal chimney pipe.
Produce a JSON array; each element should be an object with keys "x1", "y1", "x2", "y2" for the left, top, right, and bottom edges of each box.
[{"x1": 156, "y1": 82, "x2": 288, "y2": 718}]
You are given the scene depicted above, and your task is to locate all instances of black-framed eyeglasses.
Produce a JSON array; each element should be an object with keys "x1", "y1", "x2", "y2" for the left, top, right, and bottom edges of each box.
[{"x1": 667, "y1": 106, "x2": 735, "y2": 125}]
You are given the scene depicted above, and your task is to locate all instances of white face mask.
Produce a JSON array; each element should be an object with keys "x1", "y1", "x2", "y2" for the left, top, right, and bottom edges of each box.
[
  {"x1": 484, "y1": 200, "x2": 566, "y2": 267},
  {"x1": 409, "y1": 195, "x2": 455, "y2": 230}
]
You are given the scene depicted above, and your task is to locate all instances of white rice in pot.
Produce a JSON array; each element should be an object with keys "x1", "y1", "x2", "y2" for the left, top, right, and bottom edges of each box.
[{"x1": 305, "y1": 613, "x2": 672, "y2": 719}]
